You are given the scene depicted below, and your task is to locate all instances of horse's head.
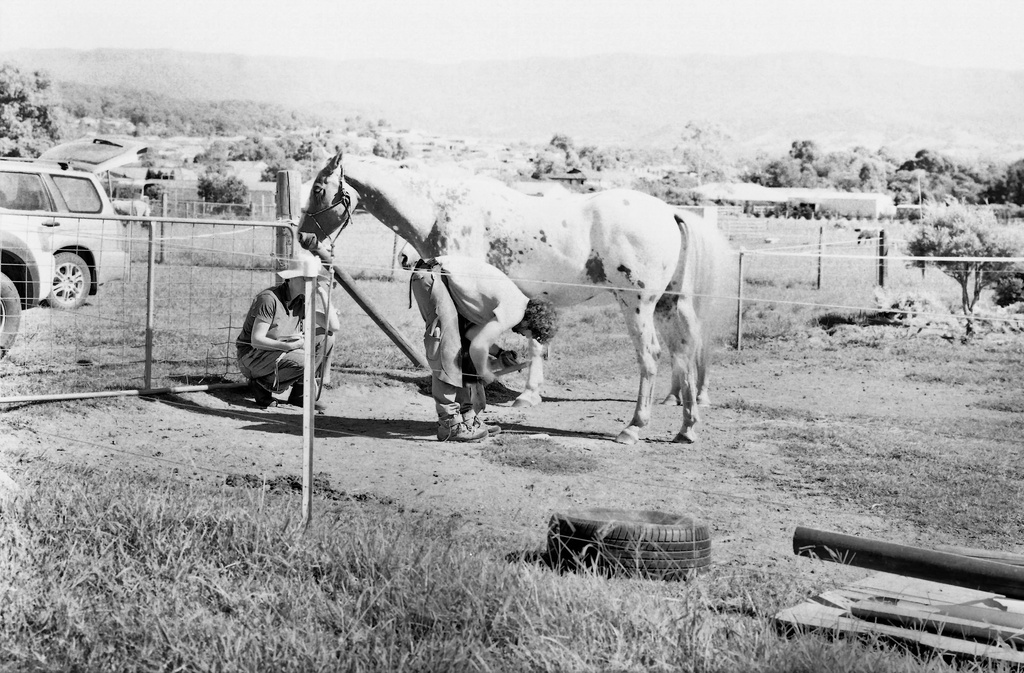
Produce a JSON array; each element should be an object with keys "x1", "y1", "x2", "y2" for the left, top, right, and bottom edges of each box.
[{"x1": 298, "y1": 153, "x2": 358, "y2": 242}]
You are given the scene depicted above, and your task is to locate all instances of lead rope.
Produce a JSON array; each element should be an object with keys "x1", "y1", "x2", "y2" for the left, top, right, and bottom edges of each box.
[{"x1": 316, "y1": 235, "x2": 338, "y2": 401}]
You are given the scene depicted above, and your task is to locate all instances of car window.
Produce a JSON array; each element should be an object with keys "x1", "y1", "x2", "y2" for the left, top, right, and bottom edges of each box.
[
  {"x1": 52, "y1": 175, "x2": 103, "y2": 214},
  {"x1": 0, "y1": 171, "x2": 50, "y2": 211}
]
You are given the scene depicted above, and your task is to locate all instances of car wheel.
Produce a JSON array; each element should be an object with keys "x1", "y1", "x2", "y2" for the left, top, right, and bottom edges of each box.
[
  {"x1": 49, "y1": 252, "x2": 91, "y2": 310},
  {"x1": 546, "y1": 508, "x2": 712, "y2": 580},
  {"x1": 0, "y1": 272, "x2": 22, "y2": 359}
]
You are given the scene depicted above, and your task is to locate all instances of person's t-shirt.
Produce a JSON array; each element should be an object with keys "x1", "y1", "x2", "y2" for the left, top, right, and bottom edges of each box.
[
  {"x1": 236, "y1": 285, "x2": 303, "y2": 348},
  {"x1": 435, "y1": 256, "x2": 528, "y2": 330}
]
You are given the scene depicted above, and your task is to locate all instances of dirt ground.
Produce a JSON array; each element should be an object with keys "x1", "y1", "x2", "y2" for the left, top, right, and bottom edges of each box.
[{"x1": 7, "y1": 332, "x2": 990, "y2": 596}]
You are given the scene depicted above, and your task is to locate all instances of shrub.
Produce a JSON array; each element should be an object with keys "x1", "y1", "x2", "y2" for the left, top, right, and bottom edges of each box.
[
  {"x1": 905, "y1": 203, "x2": 1023, "y2": 334},
  {"x1": 993, "y1": 266, "x2": 1024, "y2": 307}
]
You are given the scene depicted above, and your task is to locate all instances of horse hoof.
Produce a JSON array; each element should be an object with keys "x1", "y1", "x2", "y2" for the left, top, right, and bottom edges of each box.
[
  {"x1": 512, "y1": 392, "x2": 541, "y2": 408},
  {"x1": 673, "y1": 431, "x2": 697, "y2": 444},
  {"x1": 660, "y1": 394, "x2": 682, "y2": 406},
  {"x1": 615, "y1": 428, "x2": 639, "y2": 445}
]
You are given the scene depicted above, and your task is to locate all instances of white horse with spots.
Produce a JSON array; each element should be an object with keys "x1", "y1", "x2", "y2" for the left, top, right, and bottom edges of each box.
[{"x1": 300, "y1": 153, "x2": 732, "y2": 444}]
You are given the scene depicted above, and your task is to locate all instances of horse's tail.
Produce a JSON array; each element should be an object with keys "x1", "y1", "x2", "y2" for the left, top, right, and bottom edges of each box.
[
  {"x1": 674, "y1": 210, "x2": 735, "y2": 342},
  {"x1": 668, "y1": 210, "x2": 736, "y2": 398}
]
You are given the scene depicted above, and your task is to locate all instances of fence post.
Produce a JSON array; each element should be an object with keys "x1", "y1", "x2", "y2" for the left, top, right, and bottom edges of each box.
[
  {"x1": 876, "y1": 229, "x2": 887, "y2": 287},
  {"x1": 143, "y1": 218, "x2": 157, "y2": 389},
  {"x1": 735, "y1": 251, "x2": 745, "y2": 351},
  {"x1": 275, "y1": 171, "x2": 302, "y2": 269},
  {"x1": 816, "y1": 225, "x2": 823, "y2": 290},
  {"x1": 159, "y1": 193, "x2": 167, "y2": 264}
]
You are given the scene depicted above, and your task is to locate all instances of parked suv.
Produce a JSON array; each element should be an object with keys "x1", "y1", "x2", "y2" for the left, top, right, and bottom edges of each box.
[{"x1": 0, "y1": 137, "x2": 147, "y2": 357}]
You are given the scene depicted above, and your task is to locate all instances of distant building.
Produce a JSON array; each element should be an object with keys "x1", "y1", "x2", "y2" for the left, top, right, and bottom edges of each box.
[
  {"x1": 693, "y1": 183, "x2": 896, "y2": 219},
  {"x1": 547, "y1": 168, "x2": 587, "y2": 187}
]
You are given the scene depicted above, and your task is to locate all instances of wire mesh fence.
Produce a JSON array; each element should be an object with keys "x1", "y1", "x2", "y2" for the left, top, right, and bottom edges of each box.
[
  {"x1": 4, "y1": 211, "x2": 1023, "y2": 402},
  {"x1": 0, "y1": 211, "x2": 410, "y2": 402}
]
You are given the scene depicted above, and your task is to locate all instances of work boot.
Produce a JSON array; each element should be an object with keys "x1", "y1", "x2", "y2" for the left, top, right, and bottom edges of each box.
[
  {"x1": 465, "y1": 411, "x2": 502, "y2": 437},
  {"x1": 287, "y1": 384, "x2": 326, "y2": 412},
  {"x1": 250, "y1": 379, "x2": 277, "y2": 409},
  {"x1": 436, "y1": 415, "x2": 488, "y2": 442}
]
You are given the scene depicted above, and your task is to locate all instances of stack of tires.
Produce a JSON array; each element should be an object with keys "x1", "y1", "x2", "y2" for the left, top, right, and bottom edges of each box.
[{"x1": 547, "y1": 508, "x2": 711, "y2": 581}]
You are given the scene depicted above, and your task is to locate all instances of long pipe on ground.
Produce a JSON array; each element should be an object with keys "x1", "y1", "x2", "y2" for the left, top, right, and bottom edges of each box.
[
  {"x1": 793, "y1": 527, "x2": 1024, "y2": 600},
  {"x1": 0, "y1": 382, "x2": 246, "y2": 406}
]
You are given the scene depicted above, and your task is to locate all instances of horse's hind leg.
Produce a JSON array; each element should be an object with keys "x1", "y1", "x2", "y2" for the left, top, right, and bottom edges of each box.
[
  {"x1": 615, "y1": 294, "x2": 661, "y2": 445},
  {"x1": 672, "y1": 297, "x2": 705, "y2": 443}
]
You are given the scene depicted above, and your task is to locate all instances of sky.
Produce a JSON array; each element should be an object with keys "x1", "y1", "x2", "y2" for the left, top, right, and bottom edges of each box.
[{"x1": 1, "y1": 0, "x2": 1022, "y2": 71}]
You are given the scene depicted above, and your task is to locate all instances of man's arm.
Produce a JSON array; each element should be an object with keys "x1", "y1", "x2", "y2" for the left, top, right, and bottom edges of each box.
[
  {"x1": 251, "y1": 320, "x2": 302, "y2": 352},
  {"x1": 465, "y1": 320, "x2": 507, "y2": 384}
]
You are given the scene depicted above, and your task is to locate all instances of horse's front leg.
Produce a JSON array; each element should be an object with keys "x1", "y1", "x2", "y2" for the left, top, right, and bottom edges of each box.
[
  {"x1": 616, "y1": 296, "x2": 661, "y2": 445},
  {"x1": 512, "y1": 338, "x2": 546, "y2": 407}
]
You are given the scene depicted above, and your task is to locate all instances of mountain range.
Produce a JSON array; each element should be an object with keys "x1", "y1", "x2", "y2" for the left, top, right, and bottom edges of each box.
[{"x1": 4, "y1": 48, "x2": 1024, "y2": 160}]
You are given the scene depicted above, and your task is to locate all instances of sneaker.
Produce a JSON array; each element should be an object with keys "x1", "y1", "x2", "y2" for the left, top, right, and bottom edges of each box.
[
  {"x1": 437, "y1": 417, "x2": 488, "y2": 442},
  {"x1": 287, "y1": 384, "x2": 327, "y2": 412},
  {"x1": 250, "y1": 380, "x2": 277, "y2": 409}
]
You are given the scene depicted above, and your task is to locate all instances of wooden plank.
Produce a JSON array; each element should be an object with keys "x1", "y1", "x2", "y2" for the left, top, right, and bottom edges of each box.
[
  {"x1": 850, "y1": 600, "x2": 1024, "y2": 647},
  {"x1": 776, "y1": 602, "x2": 1024, "y2": 664},
  {"x1": 793, "y1": 527, "x2": 1024, "y2": 600},
  {"x1": 842, "y1": 573, "x2": 1000, "y2": 606}
]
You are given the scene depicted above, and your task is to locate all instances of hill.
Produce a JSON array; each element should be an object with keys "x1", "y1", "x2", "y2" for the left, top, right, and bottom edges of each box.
[{"x1": 4, "y1": 48, "x2": 1024, "y2": 159}]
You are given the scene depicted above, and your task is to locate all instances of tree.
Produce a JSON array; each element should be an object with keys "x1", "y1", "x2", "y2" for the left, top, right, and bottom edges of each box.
[
  {"x1": 905, "y1": 203, "x2": 1022, "y2": 335},
  {"x1": 677, "y1": 121, "x2": 730, "y2": 186},
  {"x1": 0, "y1": 63, "x2": 61, "y2": 157},
  {"x1": 197, "y1": 165, "x2": 249, "y2": 205},
  {"x1": 547, "y1": 133, "x2": 581, "y2": 170},
  {"x1": 1005, "y1": 159, "x2": 1024, "y2": 206}
]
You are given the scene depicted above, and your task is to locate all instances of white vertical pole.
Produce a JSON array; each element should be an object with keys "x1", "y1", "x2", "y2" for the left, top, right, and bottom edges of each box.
[
  {"x1": 735, "y1": 251, "x2": 745, "y2": 351},
  {"x1": 144, "y1": 218, "x2": 157, "y2": 388},
  {"x1": 300, "y1": 265, "x2": 317, "y2": 530},
  {"x1": 816, "y1": 225, "x2": 823, "y2": 290}
]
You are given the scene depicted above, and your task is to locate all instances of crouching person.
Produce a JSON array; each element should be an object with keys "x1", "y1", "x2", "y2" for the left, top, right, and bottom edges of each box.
[
  {"x1": 410, "y1": 255, "x2": 557, "y2": 442},
  {"x1": 236, "y1": 256, "x2": 340, "y2": 411}
]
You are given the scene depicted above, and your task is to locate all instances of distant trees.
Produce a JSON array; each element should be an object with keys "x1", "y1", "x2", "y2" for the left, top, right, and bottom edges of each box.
[
  {"x1": 372, "y1": 137, "x2": 409, "y2": 161},
  {"x1": 1004, "y1": 159, "x2": 1024, "y2": 206},
  {"x1": 56, "y1": 81, "x2": 326, "y2": 136},
  {"x1": 0, "y1": 63, "x2": 61, "y2": 157}
]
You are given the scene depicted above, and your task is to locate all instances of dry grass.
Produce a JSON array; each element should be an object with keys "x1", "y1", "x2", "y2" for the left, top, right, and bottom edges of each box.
[{"x1": 0, "y1": 461, "x2": 969, "y2": 673}]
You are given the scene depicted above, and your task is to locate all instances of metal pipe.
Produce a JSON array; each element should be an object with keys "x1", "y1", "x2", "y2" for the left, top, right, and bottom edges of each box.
[
  {"x1": 0, "y1": 382, "x2": 246, "y2": 406},
  {"x1": 794, "y1": 527, "x2": 1024, "y2": 600}
]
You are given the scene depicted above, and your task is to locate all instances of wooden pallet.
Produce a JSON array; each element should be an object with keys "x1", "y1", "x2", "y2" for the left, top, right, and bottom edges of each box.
[{"x1": 778, "y1": 557, "x2": 1024, "y2": 664}]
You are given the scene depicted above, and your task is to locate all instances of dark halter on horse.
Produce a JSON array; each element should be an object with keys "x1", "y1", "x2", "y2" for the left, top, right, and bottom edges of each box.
[{"x1": 301, "y1": 163, "x2": 354, "y2": 241}]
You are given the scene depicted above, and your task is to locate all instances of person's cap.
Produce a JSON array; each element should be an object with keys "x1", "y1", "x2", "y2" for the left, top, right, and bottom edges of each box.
[{"x1": 276, "y1": 249, "x2": 321, "y2": 280}]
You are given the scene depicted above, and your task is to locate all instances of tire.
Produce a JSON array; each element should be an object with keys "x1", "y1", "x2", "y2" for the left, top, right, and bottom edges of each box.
[
  {"x1": 547, "y1": 508, "x2": 712, "y2": 580},
  {"x1": 0, "y1": 272, "x2": 22, "y2": 360},
  {"x1": 49, "y1": 252, "x2": 91, "y2": 310}
]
